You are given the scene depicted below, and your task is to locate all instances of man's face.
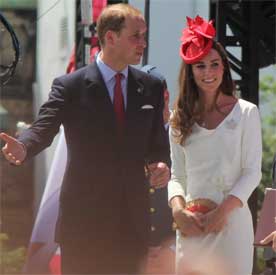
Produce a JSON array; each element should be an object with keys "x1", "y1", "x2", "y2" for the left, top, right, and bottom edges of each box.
[
  {"x1": 112, "y1": 15, "x2": 147, "y2": 66},
  {"x1": 163, "y1": 89, "x2": 170, "y2": 124},
  {"x1": 164, "y1": 89, "x2": 169, "y2": 109}
]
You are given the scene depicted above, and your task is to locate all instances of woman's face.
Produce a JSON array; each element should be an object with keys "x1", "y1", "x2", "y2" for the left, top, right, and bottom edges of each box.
[{"x1": 191, "y1": 48, "x2": 224, "y2": 94}]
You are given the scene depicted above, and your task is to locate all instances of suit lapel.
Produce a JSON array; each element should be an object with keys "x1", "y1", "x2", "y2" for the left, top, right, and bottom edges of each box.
[
  {"x1": 83, "y1": 64, "x2": 148, "y2": 140},
  {"x1": 126, "y1": 67, "x2": 145, "y2": 126},
  {"x1": 84, "y1": 62, "x2": 116, "y2": 129}
]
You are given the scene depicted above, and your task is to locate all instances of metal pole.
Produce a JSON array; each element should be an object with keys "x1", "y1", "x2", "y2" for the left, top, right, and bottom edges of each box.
[{"x1": 142, "y1": 0, "x2": 150, "y2": 66}]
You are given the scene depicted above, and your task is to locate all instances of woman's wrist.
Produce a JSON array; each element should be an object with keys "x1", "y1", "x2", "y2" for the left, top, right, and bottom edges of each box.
[
  {"x1": 220, "y1": 195, "x2": 242, "y2": 215},
  {"x1": 171, "y1": 196, "x2": 185, "y2": 209},
  {"x1": 170, "y1": 196, "x2": 186, "y2": 217}
]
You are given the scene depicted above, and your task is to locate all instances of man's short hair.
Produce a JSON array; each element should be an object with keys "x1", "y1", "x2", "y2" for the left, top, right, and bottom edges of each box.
[{"x1": 97, "y1": 3, "x2": 143, "y2": 47}]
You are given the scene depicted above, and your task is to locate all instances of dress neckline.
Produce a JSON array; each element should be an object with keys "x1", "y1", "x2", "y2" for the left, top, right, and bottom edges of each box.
[{"x1": 195, "y1": 99, "x2": 239, "y2": 131}]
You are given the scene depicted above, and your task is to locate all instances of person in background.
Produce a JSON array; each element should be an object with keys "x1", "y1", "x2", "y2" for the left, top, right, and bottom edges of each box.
[
  {"x1": 23, "y1": 129, "x2": 65, "y2": 275},
  {"x1": 0, "y1": 4, "x2": 170, "y2": 274},
  {"x1": 168, "y1": 15, "x2": 262, "y2": 274},
  {"x1": 141, "y1": 65, "x2": 175, "y2": 274},
  {"x1": 261, "y1": 230, "x2": 276, "y2": 252},
  {"x1": 261, "y1": 155, "x2": 276, "y2": 271}
]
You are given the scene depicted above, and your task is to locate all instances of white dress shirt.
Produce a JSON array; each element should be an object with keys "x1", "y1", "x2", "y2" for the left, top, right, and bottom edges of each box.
[{"x1": 96, "y1": 53, "x2": 128, "y2": 109}]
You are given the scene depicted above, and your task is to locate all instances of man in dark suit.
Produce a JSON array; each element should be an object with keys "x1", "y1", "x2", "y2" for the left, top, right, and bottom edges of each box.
[{"x1": 0, "y1": 4, "x2": 170, "y2": 274}]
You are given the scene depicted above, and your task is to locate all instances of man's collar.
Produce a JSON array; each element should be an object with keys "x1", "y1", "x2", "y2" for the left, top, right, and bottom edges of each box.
[{"x1": 96, "y1": 52, "x2": 128, "y2": 82}]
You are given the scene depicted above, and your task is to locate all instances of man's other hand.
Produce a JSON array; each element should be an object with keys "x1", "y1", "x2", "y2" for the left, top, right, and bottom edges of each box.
[{"x1": 147, "y1": 162, "x2": 170, "y2": 188}]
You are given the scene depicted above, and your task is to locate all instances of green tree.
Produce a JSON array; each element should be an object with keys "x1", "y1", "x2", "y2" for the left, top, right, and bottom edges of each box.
[
  {"x1": 254, "y1": 73, "x2": 276, "y2": 273},
  {"x1": 0, "y1": 233, "x2": 26, "y2": 274},
  {"x1": 258, "y1": 73, "x2": 276, "y2": 206}
]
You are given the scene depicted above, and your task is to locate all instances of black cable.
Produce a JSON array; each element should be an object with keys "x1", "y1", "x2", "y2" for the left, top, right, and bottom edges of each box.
[
  {"x1": 0, "y1": 12, "x2": 20, "y2": 85},
  {"x1": 36, "y1": 0, "x2": 62, "y2": 22},
  {"x1": 0, "y1": 1, "x2": 63, "y2": 86}
]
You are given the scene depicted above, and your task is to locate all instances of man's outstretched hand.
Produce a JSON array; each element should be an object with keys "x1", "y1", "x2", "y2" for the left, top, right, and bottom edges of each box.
[{"x1": 0, "y1": 133, "x2": 26, "y2": 165}]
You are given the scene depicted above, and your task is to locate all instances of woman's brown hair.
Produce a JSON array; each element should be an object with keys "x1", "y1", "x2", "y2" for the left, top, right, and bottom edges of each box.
[{"x1": 170, "y1": 41, "x2": 236, "y2": 145}]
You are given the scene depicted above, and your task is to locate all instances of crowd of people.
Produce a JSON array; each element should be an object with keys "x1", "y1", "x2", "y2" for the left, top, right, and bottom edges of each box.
[{"x1": 0, "y1": 3, "x2": 274, "y2": 275}]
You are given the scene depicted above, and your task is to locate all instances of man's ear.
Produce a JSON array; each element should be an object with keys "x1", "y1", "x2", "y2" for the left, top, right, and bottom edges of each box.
[{"x1": 105, "y1": 30, "x2": 116, "y2": 46}]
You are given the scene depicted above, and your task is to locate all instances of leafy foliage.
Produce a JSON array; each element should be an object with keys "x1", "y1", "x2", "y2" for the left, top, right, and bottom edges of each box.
[
  {"x1": 258, "y1": 73, "x2": 276, "y2": 207},
  {"x1": 0, "y1": 233, "x2": 26, "y2": 274}
]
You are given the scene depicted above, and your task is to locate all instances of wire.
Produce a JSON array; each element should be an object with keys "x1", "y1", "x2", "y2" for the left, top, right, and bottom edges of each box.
[
  {"x1": 36, "y1": 0, "x2": 62, "y2": 21},
  {"x1": 0, "y1": 12, "x2": 20, "y2": 85},
  {"x1": 0, "y1": 1, "x2": 62, "y2": 85}
]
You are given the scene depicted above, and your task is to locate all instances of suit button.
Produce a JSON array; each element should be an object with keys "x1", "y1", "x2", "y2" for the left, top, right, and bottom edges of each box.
[
  {"x1": 150, "y1": 207, "x2": 155, "y2": 213},
  {"x1": 149, "y1": 188, "x2": 155, "y2": 194},
  {"x1": 151, "y1": 226, "x2": 156, "y2": 231}
]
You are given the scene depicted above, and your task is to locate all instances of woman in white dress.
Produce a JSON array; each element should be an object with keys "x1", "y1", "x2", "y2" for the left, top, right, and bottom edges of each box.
[{"x1": 168, "y1": 16, "x2": 262, "y2": 274}]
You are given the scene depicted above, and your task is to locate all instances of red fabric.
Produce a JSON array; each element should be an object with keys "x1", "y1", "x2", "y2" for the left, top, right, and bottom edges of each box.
[
  {"x1": 185, "y1": 205, "x2": 211, "y2": 214},
  {"x1": 66, "y1": 47, "x2": 76, "y2": 73},
  {"x1": 66, "y1": 44, "x2": 100, "y2": 74},
  {"x1": 93, "y1": 0, "x2": 107, "y2": 22},
  {"x1": 114, "y1": 73, "x2": 125, "y2": 133},
  {"x1": 180, "y1": 15, "x2": 216, "y2": 64},
  {"x1": 49, "y1": 254, "x2": 61, "y2": 275}
]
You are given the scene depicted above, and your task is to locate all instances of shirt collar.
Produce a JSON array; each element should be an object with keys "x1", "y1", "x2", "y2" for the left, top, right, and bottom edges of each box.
[{"x1": 96, "y1": 52, "x2": 128, "y2": 82}]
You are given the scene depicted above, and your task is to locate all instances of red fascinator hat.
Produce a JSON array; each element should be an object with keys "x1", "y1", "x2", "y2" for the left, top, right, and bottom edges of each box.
[{"x1": 180, "y1": 15, "x2": 216, "y2": 64}]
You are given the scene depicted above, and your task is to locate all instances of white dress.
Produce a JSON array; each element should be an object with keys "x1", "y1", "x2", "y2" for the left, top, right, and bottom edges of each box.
[{"x1": 168, "y1": 99, "x2": 262, "y2": 274}]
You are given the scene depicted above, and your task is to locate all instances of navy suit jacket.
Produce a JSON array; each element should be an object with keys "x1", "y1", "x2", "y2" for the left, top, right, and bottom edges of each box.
[{"x1": 18, "y1": 62, "x2": 170, "y2": 251}]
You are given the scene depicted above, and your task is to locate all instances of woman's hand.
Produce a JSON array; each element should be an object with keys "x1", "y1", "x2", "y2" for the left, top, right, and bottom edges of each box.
[
  {"x1": 173, "y1": 207, "x2": 204, "y2": 237},
  {"x1": 199, "y1": 195, "x2": 242, "y2": 234},
  {"x1": 198, "y1": 207, "x2": 228, "y2": 234}
]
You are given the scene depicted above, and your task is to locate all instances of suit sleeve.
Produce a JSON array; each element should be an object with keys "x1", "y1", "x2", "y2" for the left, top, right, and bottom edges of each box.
[{"x1": 17, "y1": 78, "x2": 68, "y2": 160}]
